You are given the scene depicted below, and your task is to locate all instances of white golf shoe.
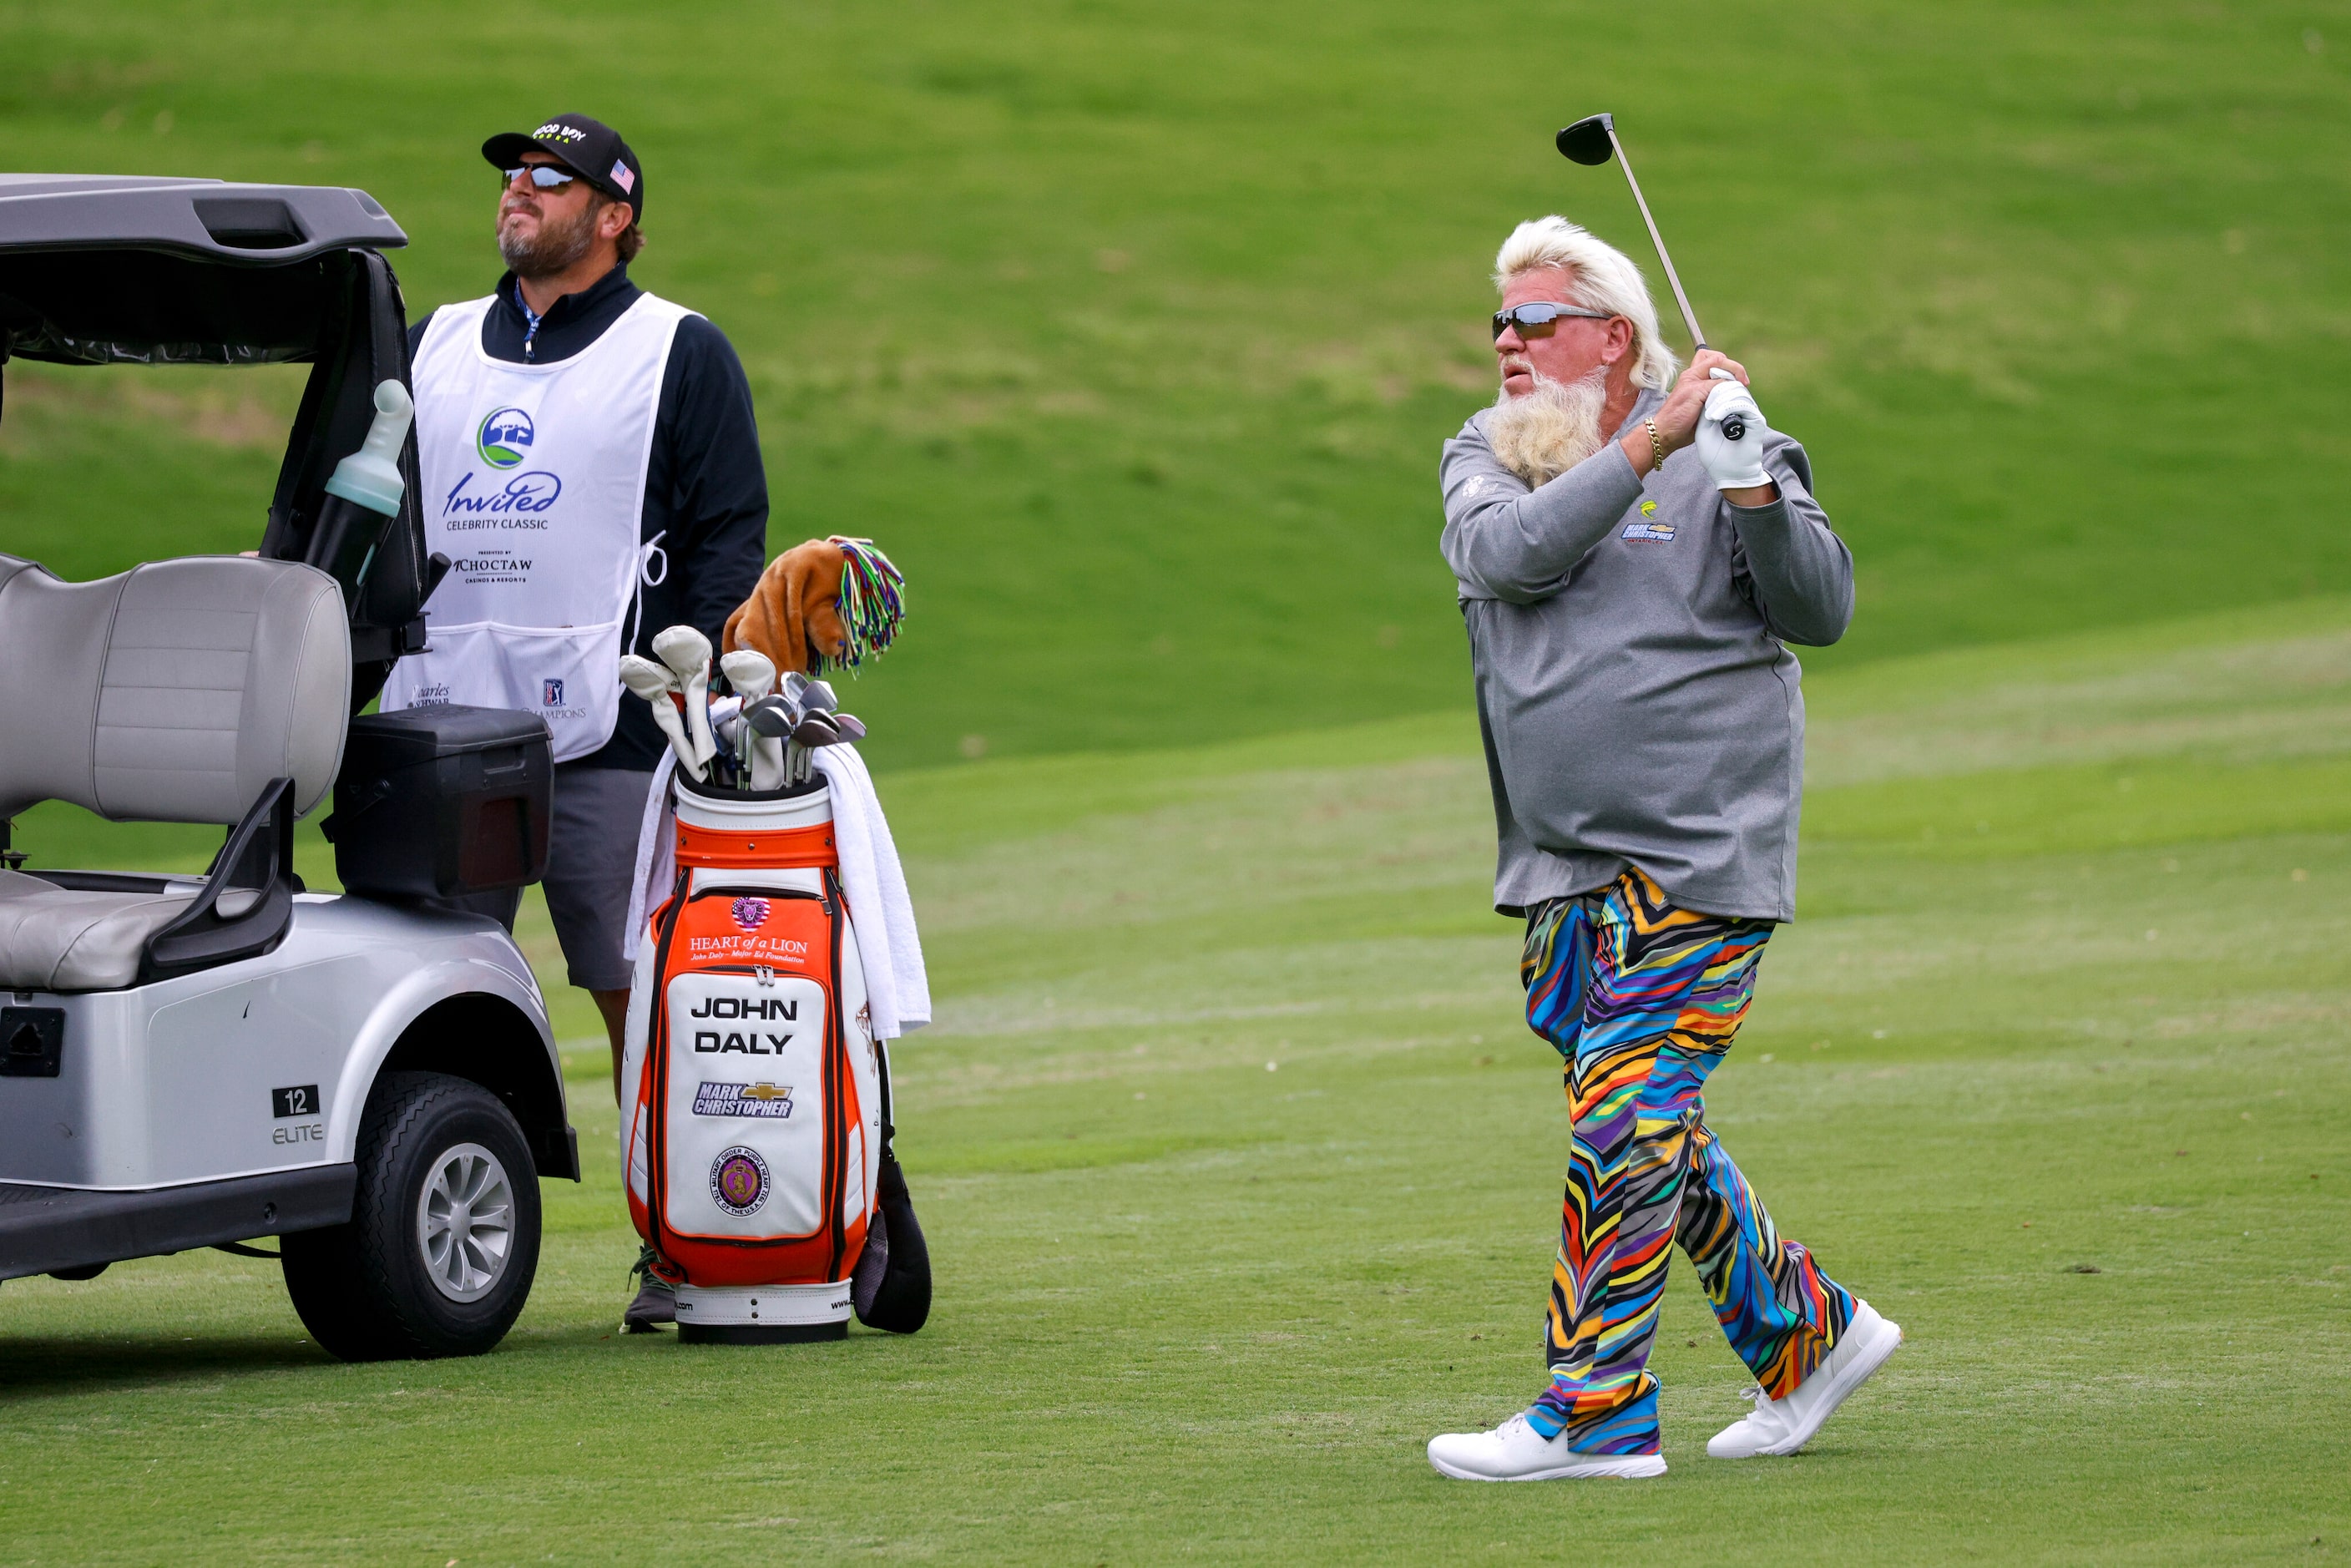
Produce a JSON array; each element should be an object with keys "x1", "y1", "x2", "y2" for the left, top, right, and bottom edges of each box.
[
  {"x1": 1706, "y1": 1299, "x2": 1904, "y2": 1459},
  {"x1": 1427, "y1": 1414, "x2": 1666, "y2": 1481}
]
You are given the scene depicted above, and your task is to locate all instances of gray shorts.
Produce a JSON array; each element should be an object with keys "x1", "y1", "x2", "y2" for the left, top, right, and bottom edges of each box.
[{"x1": 440, "y1": 763, "x2": 655, "y2": 993}]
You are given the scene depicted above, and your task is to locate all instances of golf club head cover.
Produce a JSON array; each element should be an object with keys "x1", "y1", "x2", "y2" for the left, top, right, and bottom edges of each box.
[
  {"x1": 1696, "y1": 382, "x2": 1772, "y2": 491},
  {"x1": 724, "y1": 540, "x2": 847, "y2": 676},
  {"x1": 850, "y1": 1151, "x2": 932, "y2": 1334}
]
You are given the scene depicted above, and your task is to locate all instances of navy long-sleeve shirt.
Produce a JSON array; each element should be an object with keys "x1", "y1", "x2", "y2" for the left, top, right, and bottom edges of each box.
[{"x1": 407, "y1": 264, "x2": 768, "y2": 771}]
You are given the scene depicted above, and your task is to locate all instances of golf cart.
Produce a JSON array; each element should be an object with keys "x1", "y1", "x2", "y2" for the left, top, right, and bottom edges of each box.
[{"x1": 0, "y1": 175, "x2": 575, "y2": 1359}]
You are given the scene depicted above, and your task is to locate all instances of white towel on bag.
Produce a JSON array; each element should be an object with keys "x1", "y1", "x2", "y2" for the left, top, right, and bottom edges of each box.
[{"x1": 622, "y1": 751, "x2": 931, "y2": 1039}]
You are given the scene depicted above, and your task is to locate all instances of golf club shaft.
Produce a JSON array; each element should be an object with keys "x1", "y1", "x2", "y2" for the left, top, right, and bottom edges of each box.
[{"x1": 1603, "y1": 124, "x2": 1708, "y2": 353}]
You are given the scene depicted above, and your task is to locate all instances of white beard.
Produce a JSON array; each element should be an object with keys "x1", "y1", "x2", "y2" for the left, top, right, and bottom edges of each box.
[{"x1": 1486, "y1": 368, "x2": 1609, "y2": 488}]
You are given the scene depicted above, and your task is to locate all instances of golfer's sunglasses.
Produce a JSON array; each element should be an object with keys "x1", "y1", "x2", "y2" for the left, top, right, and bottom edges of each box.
[
  {"x1": 1492, "y1": 302, "x2": 1615, "y2": 341},
  {"x1": 501, "y1": 164, "x2": 582, "y2": 192}
]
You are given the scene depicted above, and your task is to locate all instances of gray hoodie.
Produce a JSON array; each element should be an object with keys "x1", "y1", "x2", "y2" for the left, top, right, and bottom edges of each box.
[{"x1": 1440, "y1": 387, "x2": 1853, "y2": 922}]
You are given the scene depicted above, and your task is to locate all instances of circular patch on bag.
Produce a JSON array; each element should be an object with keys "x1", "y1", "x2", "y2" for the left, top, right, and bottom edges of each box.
[{"x1": 710, "y1": 1146, "x2": 770, "y2": 1216}]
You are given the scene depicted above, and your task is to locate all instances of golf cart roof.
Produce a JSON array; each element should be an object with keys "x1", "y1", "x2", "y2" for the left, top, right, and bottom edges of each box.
[
  {"x1": 0, "y1": 175, "x2": 406, "y2": 265},
  {"x1": 0, "y1": 175, "x2": 407, "y2": 366},
  {"x1": 0, "y1": 172, "x2": 429, "y2": 694}
]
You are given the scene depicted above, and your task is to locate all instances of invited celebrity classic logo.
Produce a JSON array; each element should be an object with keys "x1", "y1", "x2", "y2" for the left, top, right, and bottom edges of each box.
[{"x1": 477, "y1": 407, "x2": 535, "y2": 468}]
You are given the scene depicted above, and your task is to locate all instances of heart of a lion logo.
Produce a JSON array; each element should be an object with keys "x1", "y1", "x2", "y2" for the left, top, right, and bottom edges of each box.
[{"x1": 730, "y1": 897, "x2": 771, "y2": 932}]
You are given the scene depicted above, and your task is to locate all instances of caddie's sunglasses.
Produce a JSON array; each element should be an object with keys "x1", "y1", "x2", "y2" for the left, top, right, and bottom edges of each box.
[
  {"x1": 1491, "y1": 302, "x2": 1615, "y2": 341},
  {"x1": 501, "y1": 164, "x2": 582, "y2": 192}
]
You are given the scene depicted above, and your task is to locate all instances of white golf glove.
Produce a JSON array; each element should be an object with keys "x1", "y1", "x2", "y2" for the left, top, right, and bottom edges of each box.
[{"x1": 1696, "y1": 381, "x2": 1772, "y2": 492}]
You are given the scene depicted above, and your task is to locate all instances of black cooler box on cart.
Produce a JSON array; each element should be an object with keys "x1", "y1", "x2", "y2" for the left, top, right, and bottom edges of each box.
[{"x1": 326, "y1": 706, "x2": 553, "y2": 898}]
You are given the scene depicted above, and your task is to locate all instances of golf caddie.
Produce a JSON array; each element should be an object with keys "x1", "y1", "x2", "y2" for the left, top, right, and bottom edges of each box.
[
  {"x1": 1424, "y1": 218, "x2": 1902, "y2": 1480},
  {"x1": 383, "y1": 112, "x2": 767, "y2": 1333}
]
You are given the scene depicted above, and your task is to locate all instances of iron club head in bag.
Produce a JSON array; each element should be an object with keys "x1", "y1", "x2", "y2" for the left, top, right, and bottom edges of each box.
[
  {"x1": 741, "y1": 694, "x2": 800, "y2": 789},
  {"x1": 798, "y1": 677, "x2": 837, "y2": 715},
  {"x1": 1555, "y1": 113, "x2": 1745, "y2": 438}
]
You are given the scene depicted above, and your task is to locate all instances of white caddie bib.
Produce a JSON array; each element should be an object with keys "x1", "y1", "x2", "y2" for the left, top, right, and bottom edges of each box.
[{"x1": 384, "y1": 291, "x2": 694, "y2": 761}]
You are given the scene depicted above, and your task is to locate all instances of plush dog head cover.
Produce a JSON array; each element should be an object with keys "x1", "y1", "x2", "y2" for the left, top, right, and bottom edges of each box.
[{"x1": 723, "y1": 540, "x2": 847, "y2": 675}]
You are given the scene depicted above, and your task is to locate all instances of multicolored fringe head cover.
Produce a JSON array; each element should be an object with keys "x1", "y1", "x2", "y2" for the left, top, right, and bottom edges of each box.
[{"x1": 822, "y1": 536, "x2": 907, "y2": 675}]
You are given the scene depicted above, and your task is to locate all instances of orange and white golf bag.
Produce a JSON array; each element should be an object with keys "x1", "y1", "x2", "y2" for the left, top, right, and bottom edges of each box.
[{"x1": 623, "y1": 776, "x2": 929, "y2": 1343}]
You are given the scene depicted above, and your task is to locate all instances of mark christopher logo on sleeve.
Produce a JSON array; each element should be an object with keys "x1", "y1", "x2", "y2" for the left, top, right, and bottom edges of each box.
[{"x1": 696, "y1": 1082, "x2": 795, "y2": 1119}]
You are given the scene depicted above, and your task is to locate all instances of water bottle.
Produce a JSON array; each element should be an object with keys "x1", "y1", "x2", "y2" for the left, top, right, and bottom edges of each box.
[{"x1": 306, "y1": 379, "x2": 414, "y2": 601}]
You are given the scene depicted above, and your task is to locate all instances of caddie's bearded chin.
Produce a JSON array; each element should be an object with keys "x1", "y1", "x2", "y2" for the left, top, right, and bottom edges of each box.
[
  {"x1": 1487, "y1": 366, "x2": 1609, "y2": 488},
  {"x1": 498, "y1": 198, "x2": 601, "y2": 279}
]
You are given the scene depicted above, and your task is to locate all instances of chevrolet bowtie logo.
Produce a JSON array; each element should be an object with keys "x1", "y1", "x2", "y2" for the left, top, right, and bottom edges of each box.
[{"x1": 742, "y1": 1083, "x2": 792, "y2": 1100}]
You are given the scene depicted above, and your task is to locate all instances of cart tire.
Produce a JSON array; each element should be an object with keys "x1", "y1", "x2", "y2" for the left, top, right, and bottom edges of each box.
[{"x1": 282, "y1": 1071, "x2": 542, "y2": 1361}]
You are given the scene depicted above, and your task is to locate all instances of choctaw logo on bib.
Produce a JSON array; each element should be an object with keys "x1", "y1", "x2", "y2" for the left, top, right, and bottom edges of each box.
[
  {"x1": 731, "y1": 897, "x2": 771, "y2": 932},
  {"x1": 710, "y1": 1146, "x2": 771, "y2": 1216}
]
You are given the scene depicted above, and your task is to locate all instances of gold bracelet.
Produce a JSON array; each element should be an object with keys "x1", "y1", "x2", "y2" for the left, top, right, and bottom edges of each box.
[{"x1": 1645, "y1": 419, "x2": 1665, "y2": 473}]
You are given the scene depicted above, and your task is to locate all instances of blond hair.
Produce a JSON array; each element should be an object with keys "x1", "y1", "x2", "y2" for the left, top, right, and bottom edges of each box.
[{"x1": 1493, "y1": 216, "x2": 1678, "y2": 392}]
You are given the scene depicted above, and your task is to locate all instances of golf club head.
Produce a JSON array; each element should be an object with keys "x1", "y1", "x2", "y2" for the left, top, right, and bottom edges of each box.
[
  {"x1": 831, "y1": 713, "x2": 867, "y2": 741},
  {"x1": 781, "y1": 670, "x2": 810, "y2": 704},
  {"x1": 651, "y1": 624, "x2": 713, "y2": 685},
  {"x1": 743, "y1": 695, "x2": 798, "y2": 739},
  {"x1": 720, "y1": 649, "x2": 776, "y2": 702},
  {"x1": 1556, "y1": 113, "x2": 1615, "y2": 166},
  {"x1": 791, "y1": 713, "x2": 843, "y2": 747},
  {"x1": 800, "y1": 678, "x2": 838, "y2": 714},
  {"x1": 618, "y1": 655, "x2": 680, "y2": 701}
]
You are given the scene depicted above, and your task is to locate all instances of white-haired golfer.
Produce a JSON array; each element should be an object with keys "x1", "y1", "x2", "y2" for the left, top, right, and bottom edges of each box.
[{"x1": 1426, "y1": 218, "x2": 1902, "y2": 1481}]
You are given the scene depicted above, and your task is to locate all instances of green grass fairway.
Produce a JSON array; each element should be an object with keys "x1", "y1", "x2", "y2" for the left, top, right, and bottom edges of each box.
[
  {"x1": 4, "y1": 0, "x2": 2346, "y2": 765},
  {"x1": 4, "y1": 605, "x2": 2344, "y2": 1564},
  {"x1": 3, "y1": 3, "x2": 2345, "y2": 1558}
]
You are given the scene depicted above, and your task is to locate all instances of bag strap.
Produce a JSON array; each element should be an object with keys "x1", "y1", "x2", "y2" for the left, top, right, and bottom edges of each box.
[{"x1": 642, "y1": 865, "x2": 691, "y2": 1271}]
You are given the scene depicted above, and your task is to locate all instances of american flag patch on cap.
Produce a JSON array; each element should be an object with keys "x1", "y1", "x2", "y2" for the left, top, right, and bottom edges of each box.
[{"x1": 609, "y1": 159, "x2": 635, "y2": 194}]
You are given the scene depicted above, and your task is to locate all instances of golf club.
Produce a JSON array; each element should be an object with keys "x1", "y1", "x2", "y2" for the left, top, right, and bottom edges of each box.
[
  {"x1": 720, "y1": 649, "x2": 776, "y2": 704},
  {"x1": 800, "y1": 677, "x2": 837, "y2": 715},
  {"x1": 1556, "y1": 111, "x2": 1746, "y2": 438},
  {"x1": 651, "y1": 625, "x2": 717, "y2": 769},
  {"x1": 742, "y1": 695, "x2": 798, "y2": 790},
  {"x1": 619, "y1": 654, "x2": 702, "y2": 780},
  {"x1": 831, "y1": 713, "x2": 867, "y2": 742},
  {"x1": 706, "y1": 694, "x2": 746, "y2": 788}
]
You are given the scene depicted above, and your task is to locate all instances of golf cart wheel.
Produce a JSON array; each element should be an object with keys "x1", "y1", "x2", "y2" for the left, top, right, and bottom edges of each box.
[{"x1": 281, "y1": 1071, "x2": 542, "y2": 1361}]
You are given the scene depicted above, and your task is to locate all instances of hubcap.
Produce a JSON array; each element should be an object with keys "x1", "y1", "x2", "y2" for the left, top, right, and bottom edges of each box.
[{"x1": 415, "y1": 1141, "x2": 515, "y2": 1302}]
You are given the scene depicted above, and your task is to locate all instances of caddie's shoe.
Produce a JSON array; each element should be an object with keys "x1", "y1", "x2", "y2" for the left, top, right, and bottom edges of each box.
[
  {"x1": 1428, "y1": 1414, "x2": 1666, "y2": 1481},
  {"x1": 1707, "y1": 1299, "x2": 1904, "y2": 1459},
  {"x1": 623, "y1": 1247, "x2": 675, "y2": 1333}
]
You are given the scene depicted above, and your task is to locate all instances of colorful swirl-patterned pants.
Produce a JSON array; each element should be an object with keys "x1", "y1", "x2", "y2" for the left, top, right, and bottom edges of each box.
[{"x1": 1519, "y1": 868, "x2": 1856, "y2": 1454}]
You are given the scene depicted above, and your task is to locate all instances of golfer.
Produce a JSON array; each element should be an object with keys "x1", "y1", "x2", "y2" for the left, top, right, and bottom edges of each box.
[
  {"x1": 1425, "y1": 218, "x2": 1900, "y2": 1480},
  {"x1": 384, "y1": 112, "x2": 767, "y2": 1333}
]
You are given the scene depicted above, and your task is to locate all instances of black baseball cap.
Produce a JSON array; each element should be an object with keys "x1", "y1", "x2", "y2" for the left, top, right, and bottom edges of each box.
[{"x1": 482, "y1": 113, "x2": 644, "y2": 220}]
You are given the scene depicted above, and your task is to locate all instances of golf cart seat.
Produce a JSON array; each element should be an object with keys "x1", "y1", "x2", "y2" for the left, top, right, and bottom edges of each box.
[{"x1": 0, "y1": 550, "x2": 349, "y2": 990}]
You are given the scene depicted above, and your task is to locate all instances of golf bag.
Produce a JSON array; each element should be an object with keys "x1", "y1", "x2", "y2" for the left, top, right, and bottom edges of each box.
[{"x1": 623, "y1": 776, "x2": 928, "y2": 1341}]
